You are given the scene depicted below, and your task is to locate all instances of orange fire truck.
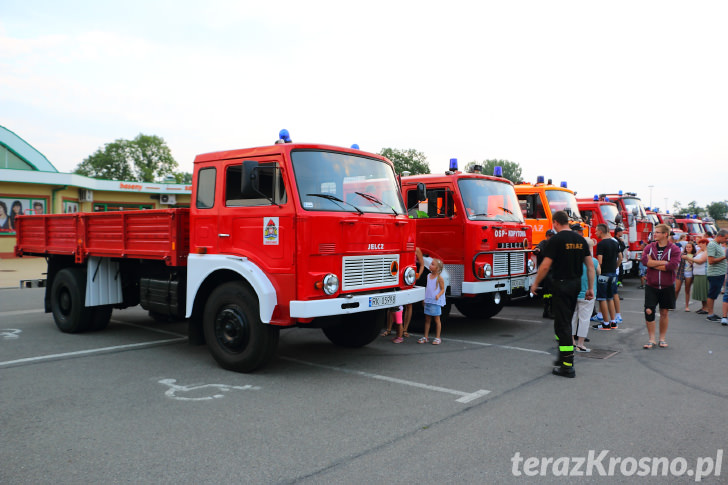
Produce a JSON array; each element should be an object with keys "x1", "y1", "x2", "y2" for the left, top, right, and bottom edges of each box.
[
  {"x1": 400, "y1": 161, "x2": 536, "y2": 320},
  {"x1": 514, "y1": 177, "x2": 588, "y2": 246},
  {"x1": 14, "y1": 131, "x2": 424, "y2": 372}
]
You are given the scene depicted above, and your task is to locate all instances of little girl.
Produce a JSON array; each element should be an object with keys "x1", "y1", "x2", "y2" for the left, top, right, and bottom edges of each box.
[{"x1": 418, "y1": 258, "x2": 446, "y2": 345}]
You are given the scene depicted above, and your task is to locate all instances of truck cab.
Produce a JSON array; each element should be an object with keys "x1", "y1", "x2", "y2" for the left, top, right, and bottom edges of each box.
[
  {"x1": 401, "y1": 161, "x2": 536, "y2": 320},
  {"x1": 514, "y1": 177, "x2": 588, "y2": 246},
  {"x1": 673, "y1": 214, "x2": 706, "y2": 241},
  {"x1": 597, "y1": 192, "x2": 653, "y2": 273},
  {"x1": 576, "y1": 196, "x2": 631, "y2": 272}
]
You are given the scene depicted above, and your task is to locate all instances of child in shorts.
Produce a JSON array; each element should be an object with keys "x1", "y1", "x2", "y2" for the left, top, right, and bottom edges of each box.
[{"x1": 418, "y1": 258, "x2": 446, "y2": 345}]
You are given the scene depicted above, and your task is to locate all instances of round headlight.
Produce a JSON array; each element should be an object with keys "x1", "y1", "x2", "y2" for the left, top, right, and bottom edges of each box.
[
  {"x1": 404, "y1": 266, "x2": 416, "y2": 286},
  {"x1": 484, "y1": 263, "x2": 492, "y2": 277},
  {"x1": 528, "y1": 259, "x2": 536, "y2": 273},
  {"x1": 323, "y1": 274, "x2": 339, "y2": 295}
]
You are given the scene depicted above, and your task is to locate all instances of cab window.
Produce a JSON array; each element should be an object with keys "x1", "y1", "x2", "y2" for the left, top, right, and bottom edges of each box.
[
  {"x1": 225, "y1": 162, "x2": 287, "y2": 207},
  {"x1": 196, "y1": 167, "x2": 216, "y2": 209}
]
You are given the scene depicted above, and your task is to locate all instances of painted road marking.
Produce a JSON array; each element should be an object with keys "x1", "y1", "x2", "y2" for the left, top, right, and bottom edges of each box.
[
  {"x1": 0, "y1": 337, "x2": 187, "y2": 368},
  {"x1": 0, "y1": 329, "x2": 22, "y2": 339},
  {"x1": 281, "y1": 357, "x2": 490, "y2": 404},
  {"x1": 0, "y1": 309, "x2": 45, "y2": 317},
  {"x1": 439, "y1": 336, "x2": 552, "y2": 355},
  {"x1": 158, "y1": 378, "x2": 260, "y2": 401}
]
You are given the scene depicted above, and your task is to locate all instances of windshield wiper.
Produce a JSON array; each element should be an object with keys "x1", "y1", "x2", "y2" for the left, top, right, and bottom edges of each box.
[
  {"x1": 306, "y1": 193, "x2": 363, "y2": 215},
  {"x1": 497, "y1": 206, "x2": 513, "y2": 214},
  {"x1": 355, "y1": 191, "x2": 398, "y2": 215}
]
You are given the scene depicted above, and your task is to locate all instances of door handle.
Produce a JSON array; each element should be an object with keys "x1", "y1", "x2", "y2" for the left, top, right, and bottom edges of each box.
[{"x1": 219, "y1": 234, "x2": 230, "y2": 237}]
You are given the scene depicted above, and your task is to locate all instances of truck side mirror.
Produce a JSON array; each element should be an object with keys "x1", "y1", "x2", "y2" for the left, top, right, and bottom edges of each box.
[
  {"x1": 632, "y1": 207, "x2": 639, "y2": 216},
  {"x1": 240, "y1": 160, "x2": 260, "y2": 197},
  {"x1": 417, "y1": 183, "x2": 427, "y2": 202},
  {"x1": 615, "y1": 214, "x2": 622, "y2": 224}
]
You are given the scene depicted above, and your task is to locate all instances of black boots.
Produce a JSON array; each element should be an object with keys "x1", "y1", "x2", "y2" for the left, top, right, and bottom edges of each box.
[{"x1": 553, "y1": 366, "x2": 575, "y2": 378}]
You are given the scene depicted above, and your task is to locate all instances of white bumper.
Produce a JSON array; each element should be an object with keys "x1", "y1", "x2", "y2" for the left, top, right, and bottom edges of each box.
[
  {"x1": 289, "y1": 286, "x2": 425, "y2": 319},
  {"x1": 461, "y1": 274, "x2": 535, "y2": 295}
]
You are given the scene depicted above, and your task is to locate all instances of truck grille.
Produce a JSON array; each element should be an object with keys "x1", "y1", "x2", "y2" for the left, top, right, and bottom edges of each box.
[
  {"x1": 342, "y1": 254, "x2": 399, "y2": 291},
  {"x1": 493, "y1": 252, "x2": 525, "y2": 276}
]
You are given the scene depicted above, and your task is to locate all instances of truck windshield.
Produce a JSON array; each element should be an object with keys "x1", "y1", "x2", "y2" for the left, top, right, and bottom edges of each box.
[
  {"x1": 291, "y1": 150, "x2": 405, "y2": 215},
  {"x1": 458, "y1": 179, "x2": 523, "y2": 222},
  {"x1": 599, "y1": 204, "x2": 620, "y2": 229},
  {"x1": 647, "y1": 214, "x2": 659, "y2": 225},
  {"x1": 545, "y1": 190, "x2": 582, "y2": 220},
  {"x1": 622, "y1": 197, "x2": 647, "y2": 219},
  {"x1": 686, "y1": 222, "x2": 705, "y2": 234}
]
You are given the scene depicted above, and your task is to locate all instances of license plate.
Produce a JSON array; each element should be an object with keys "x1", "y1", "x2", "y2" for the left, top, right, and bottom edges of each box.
[
  {"x1": 369, "y1": 295, "x2": 395, "y2": 307},
  {"x1": 511, "y1": 278, "x2": 525, "y2": 289}
]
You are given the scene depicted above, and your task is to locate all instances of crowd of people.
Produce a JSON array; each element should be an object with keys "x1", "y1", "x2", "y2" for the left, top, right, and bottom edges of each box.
[{"x1": 379, "y1": 213, "x2": 728, "y2": 379}]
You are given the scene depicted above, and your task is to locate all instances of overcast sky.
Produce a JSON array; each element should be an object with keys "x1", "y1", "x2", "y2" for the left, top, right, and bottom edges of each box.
[{"x1": 1, "y1": 0, "x2": 726, "y2": 210}]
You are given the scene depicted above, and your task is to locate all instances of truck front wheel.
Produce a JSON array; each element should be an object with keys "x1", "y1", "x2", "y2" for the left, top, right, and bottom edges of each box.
[
  {"x1": 203, "y1": 282, "x2": 279, "y2": 372},
  {"x1": 322, "y1": 309, "x2": 384, "y2": 347},
  {"x1": 50, "y1": 267, "x2": 92, "y2": 333}
]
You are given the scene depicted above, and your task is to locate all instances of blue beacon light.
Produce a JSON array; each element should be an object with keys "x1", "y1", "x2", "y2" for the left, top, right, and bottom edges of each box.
[
  {"x1": 494, "y1": 166, "x2": 503, "y2": 177},
  {"x1": 449, "y1": 158, "x2": 458, "y2": 171},
  {"x1": 537, "y1": 175, "x2": 545, "y2": 184},
  {"x1": 618, "y1": 190, "x2": 623, "y2": 196},
  {"x1": 593, "y1": 195, "x2": 599, "y2": 201},
  {"x1": 350, "y1": 144, "x2": 359, "y2": 149},
  {"x1": 560, "y1": 181, "x2": 567, "y2": 188},
  {"x1": 279, "y1": 129, "x2": 292, "y2": 143}
]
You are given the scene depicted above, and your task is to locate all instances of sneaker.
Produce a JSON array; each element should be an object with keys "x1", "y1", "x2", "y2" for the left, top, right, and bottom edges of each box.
[
  {"x1": 575, "y1": 346, "x2": 591, "y2": 353},
  {"x1": 552, "y1": 366, "x2": 575, "y2": 378},
  {"x1": 592, "y1": 323, "x2": 611, "y2": 330},
  {"x1": 706, "y1": 314, "x2": 721, "y2": 322},
  {"x1": 616, "y1": 315, "x2": 623, "y2": 323},
  {"x1": 392, "y1": 337, "x2": 404, "y2": 344},
  {"x1": 610, "y1": 322, "x2": 618, "y2": 329},
  {"x1": 696, "y1": 309, "x2": 708, "y2": 315},
  {"x1": 638, "y1": 285, "x2": 645, "y2": 289},
  {"x1": 721, "y1": 318, "x2": 728, "y2": 326},
  {"x1": 590, "y1": 314, "x2": 604, "y2": 322}
]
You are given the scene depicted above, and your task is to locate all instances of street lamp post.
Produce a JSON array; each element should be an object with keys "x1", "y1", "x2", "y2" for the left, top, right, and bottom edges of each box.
[{"x1": 648, "y1": 185, "x2": 654, "y2": 208}]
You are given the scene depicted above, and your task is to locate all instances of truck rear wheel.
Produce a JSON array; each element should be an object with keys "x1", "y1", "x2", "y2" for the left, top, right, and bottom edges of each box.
[
  {"x1": 203, "y1": 282, "x2": 279, "y2": 372},
  {"x1": 455, "y1": 294, "x2": 503, "y2": 320},
  {"x1": 50, "y1": 267, "x2": 92, "y2": 333},
  {"x1": 322, "y1": 309, "x2": 384, "y2": 347}
]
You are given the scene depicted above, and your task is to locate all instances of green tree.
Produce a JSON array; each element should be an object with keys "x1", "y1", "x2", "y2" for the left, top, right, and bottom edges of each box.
[
  {"x1": 379, "y1": 148, "x2": 430, "y2": 175},
  {"x1": 465, "y1": 159, "x2": 522, "y2": 184},
  {"x1": 706, "y1": 201, "x2": 728, "y2": 221},
  {"x1": 74, "y1": 134, "x2": 180, "y2": 182}
]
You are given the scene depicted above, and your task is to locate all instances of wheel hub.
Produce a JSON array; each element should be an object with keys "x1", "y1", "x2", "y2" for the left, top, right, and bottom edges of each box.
[{"x1": 214, "y1": 306, "x2": 249, "y2": 353}]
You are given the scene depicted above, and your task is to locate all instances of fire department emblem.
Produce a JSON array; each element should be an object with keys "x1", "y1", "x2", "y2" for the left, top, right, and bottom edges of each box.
[{"x1": 264, "y1": 217, "x2": 279, "y2": 245}]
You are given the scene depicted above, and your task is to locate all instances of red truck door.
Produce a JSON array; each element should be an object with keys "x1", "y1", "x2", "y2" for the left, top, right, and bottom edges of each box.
[{"x1": 216, "y1": 157, "x2": 295, "y2": 273}]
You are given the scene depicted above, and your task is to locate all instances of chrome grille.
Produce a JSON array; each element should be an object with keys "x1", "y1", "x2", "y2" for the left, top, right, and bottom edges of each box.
[
  {"x1": 342, "y1": 254, "x2": 399, "y2": 291},
  {"x1": 493, "y1": 252, "x2": 525, "y2": 276}
]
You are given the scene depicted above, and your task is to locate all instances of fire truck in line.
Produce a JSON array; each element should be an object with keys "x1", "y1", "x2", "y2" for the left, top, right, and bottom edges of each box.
[
  {"x1": 14, "y1": 131, "x2": 424, "y2": 372},
  {"x1": 645, "y1": 209, "x2": 684, "y2": 237},
  {"x1": 514, "y1": 177, "x2": 589, "y2": 246},
  {"x1": 594, "y1": 192, "x2": 653, "y2": 275},
  {"x1": 673, "y1": 214, "x2": 706, "y2": 241},
  {"x1": 576, "y1": 196, "x2": 631, "y2": 273},
  {"x1": 400, "y1": 160, "x2": 537, "y2": 320}
]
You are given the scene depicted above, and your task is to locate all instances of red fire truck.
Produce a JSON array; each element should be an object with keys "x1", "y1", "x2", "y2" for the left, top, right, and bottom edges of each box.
[
  {"x1": 400, "y1": 160, "x2": 536, "y2": 320},
  {"x1": 14, "y1": 131, "x2": 424, "y2": 372},
  {"x1": 595, "y1": 192, "x2": 653, "y2": 274},
  {"x1": 514, "y1": 177, "x2": 588, "y2": 246},
  {"x1": 575, "y1": 196, "x2": 631, "y2": 270},
  {"x1": 646, "y1": 209, "x2": 684, "y2": 236},
  {"x1": 674, "y1": 214, "x2": 706, "y2": 241}
]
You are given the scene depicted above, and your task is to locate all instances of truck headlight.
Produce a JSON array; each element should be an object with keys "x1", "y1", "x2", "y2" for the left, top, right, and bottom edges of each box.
[
  {"x1": 323, "y1": 274, "x2": 339, "y2": 295},
  {"x1": 484, "y1": 264, "x2": 492, "y2": 277},
  {"x1": 528, "y1": 259, "x2": 536, "y2": 273},
  {"x1": 404, "y1": 267, "x2": 416, "y2": 286}
]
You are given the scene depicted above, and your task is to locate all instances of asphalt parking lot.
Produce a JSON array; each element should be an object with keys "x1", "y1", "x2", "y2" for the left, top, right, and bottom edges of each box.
[{"x1": 1, "y1": 280, "x2": 727, "y2": 484}]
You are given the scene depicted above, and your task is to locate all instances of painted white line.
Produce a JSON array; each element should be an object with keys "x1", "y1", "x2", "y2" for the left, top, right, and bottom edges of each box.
[
  {"x1": 436, "y1": 336, "x2": 552, "y2": 355},
  {"x1": 0, "y1": 309, "x2": 45, "y2": 317},
  {"x1": 491, "y1": 317, "x2": 546, "y2": 324},
  {"x1": 0, "y1": 337, "x2": 187, "y2": 367},
  {"x1": 280, "y1": 356, "x2": 490, "y2": 404}
]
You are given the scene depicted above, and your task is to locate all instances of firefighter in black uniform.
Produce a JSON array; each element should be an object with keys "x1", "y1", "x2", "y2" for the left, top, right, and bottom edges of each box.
[{"x1": 530, "y1": 211, "x2": 595, "y2": 378}]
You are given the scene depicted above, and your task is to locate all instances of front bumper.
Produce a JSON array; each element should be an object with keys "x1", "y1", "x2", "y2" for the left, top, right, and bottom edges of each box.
[
  {"x1": 461, "y1": 274, "x2": 536, "y2": 296},
  {"x1": 289, "y1": 286, "x2": 426, "y2": 319}
]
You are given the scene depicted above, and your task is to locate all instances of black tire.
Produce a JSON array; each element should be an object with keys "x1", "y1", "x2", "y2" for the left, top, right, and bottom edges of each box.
[
  {"x1": 50, "y1": 267, "x2": 92, "y2": 333},
  {"x1": 89, "y1": 306, "x2": 113, "y2": 331},
  {"x1": 322, "y1": 309, "x2": 384, "y2": 348},
  {"x1": 455, "y1": 294, "x2": 503, "y2": 320},
  {"x1": 203, "y1": 282, "x2": 279, "y2": 372}
]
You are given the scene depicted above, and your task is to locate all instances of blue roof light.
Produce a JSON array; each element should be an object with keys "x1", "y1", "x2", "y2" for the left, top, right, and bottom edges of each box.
[
  {"x1": 537, "y1": 175, "x2": 545, "y2": 184},
  {"x1": 593, "y1": 195, "x2": 599, "y2": 201},
  {"x1": 494, "y1": 166, "x2": 503, "y2": 177},
  {"x1": 449, "y1": 158, "x2": 458, "y2": 171},
  {"x1": 279, "y1": 129, "x2": 292, "y2": 143},
  {"x1": 618, "y1": 190, "x2": 623, "y2": 196},
  {"x1": 350, "y1": 144, "x2": 359, "y2": 149},
  {"x1": 560, "y1": 181, "x2": 567, "y2": 188}
]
